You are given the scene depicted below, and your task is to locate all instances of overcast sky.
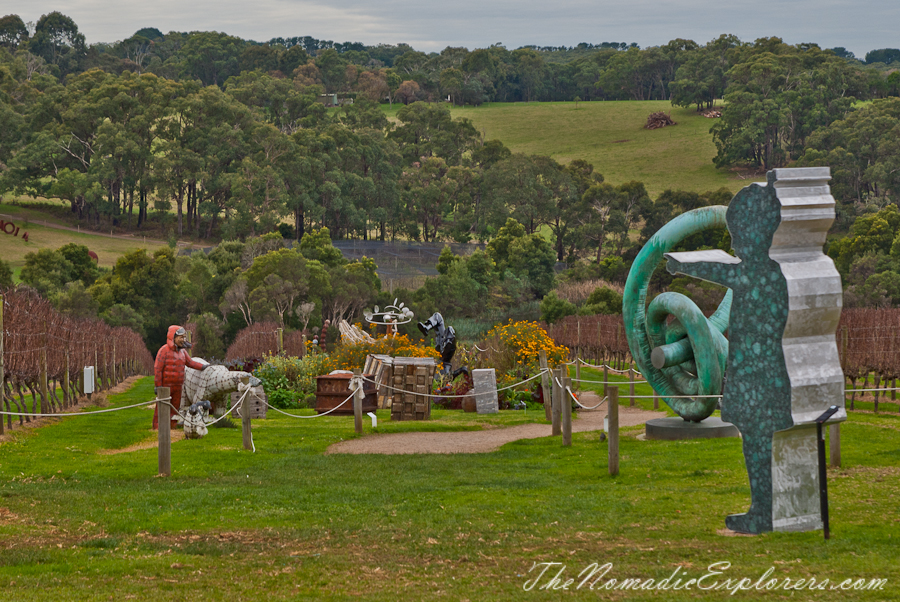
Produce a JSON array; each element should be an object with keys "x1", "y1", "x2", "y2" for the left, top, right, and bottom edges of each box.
[{"x1": 11, "y1": 1, "x2": 898, "y2": 59}]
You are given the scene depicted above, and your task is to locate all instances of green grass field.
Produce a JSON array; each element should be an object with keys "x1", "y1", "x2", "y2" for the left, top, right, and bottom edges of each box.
[
  {"x1": 0, "y1": 200, "x2": 169, "y2": 273},
  {"x1": 385, "y1": 101, "x2": 749, "y2": 198},
  {"x1": 0, "y1": 373, "x2": 896, "y2": 600}
]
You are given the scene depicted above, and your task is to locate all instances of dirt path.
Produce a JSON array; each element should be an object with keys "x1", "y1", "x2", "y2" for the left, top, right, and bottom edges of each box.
[{"x1": 326, "y1": 391, "x2": 665, "y2": 455}]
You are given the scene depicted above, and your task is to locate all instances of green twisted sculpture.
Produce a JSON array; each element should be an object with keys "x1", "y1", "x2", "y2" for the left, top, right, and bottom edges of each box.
[{"x1": 622, "y1": 206, "x2": 731, "y2": 422}]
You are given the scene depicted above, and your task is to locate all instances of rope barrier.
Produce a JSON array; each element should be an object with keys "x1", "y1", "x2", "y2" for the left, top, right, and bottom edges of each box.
[
  {"x1": 845, "y1": 388, "x2": 900, "y2": 393},
  {"x1": 472, "y1": 344, "x2": 500, "y2": 353},
  {"x1": 625, "y1": 394, "x2": 722, "y2": 399},
  {"x1": 574, "y1": 358, "x2": 640, "y2": 374},
  {"x1": 362, "y1": 370, "x2": 549, "y2": 399},
  {"x1": 565, "y1": 386, "x2": 607, "y2": 410},
  {"x1": 201, "y1": 386, "x2": 251, "y2": 427},
  {"x1": 569, "y1": 377, "x2": 648, "y2": 385},
  {"x1": 261, "y1": 387, "x2": 359, "y2": 418},
  {"x1": 0, "y1": 399, "x2": 163, "y2": 418}
]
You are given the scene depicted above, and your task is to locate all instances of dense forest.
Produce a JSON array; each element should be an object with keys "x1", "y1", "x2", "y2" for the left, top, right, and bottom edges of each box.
[{"x1": 2, "y1": 11, "x2": 900, "y2": 349}]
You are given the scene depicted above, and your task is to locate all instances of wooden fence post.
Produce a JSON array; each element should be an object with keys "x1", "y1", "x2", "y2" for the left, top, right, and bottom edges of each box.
[
  {"x1": 277, "y1": 328, "x2": 284, "y2": 356},
  {"x1": 629, "y1": 365, "x2": 636, "y2": 407},
  {"x1": 157, "y1": 387, "x2": 171, "y2": 476},
  {"x1": 95, "y1": 348, "x2": 100, "y2": 392},
  {"x1": 829, "y1": 423, "x2": 841, "y2": 467},
  {"x1": 653, "y1": 392, "x2": 659, "y2": 410},
  {"x1": 607, "y1": 385, "x2": 619, "y2": 476},
  {"x1": 575, "y1": 357, "x2": 581, "y2": 392},
  {"x1": 562, "y1": 371, "x2": 572, "y2": 447},
  {"x1": 241, "y1": 377, "x2": 253, "y2": 451},
  {"x1": 0, "y1": 292, "x2": 4, "y2": 435},
  {"x1": 353, "y1": 370, "x2": 363, "y2": 434},
  {"x1": 551, "y1": 367, "x2": 562, "y2": 436},
  {"x1": 539, "y1": 350, "x2": 552, "y2": 422}
]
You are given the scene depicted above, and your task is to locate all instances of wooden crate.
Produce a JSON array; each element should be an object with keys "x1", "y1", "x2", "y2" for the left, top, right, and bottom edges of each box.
[
  {"x1": 390, "y1": 357, "x2": 438, "y2": 421},
  {"x1": 231, "y1": 386, "x2": 268, "y2": 419},
  {"x1": 315, "y1": 373, "x2": 377, "y2": 415},
  {"x1": 365, "y1": 354, "x2": 395, "y2": 409}
]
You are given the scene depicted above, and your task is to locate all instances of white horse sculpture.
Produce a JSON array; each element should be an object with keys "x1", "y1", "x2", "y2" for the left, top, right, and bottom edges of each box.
[{"x1": 181, "y1": 359, "x2": 262, "y2": 423}]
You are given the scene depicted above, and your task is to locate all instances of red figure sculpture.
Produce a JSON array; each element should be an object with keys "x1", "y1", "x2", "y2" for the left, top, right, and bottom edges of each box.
[{"x1": 153, "y1": 325, "x2": 207, "y2": 430}]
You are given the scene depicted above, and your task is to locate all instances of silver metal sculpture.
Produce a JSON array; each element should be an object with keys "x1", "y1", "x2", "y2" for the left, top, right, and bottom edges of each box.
[{"x1": 418, "y1": 312, "x2": 457, "y2": 374}]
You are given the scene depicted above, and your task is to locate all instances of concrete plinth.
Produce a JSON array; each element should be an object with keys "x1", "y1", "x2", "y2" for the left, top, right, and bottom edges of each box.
[{"x1": 645, "y1": 416, "x2": 740, "y2": 440}]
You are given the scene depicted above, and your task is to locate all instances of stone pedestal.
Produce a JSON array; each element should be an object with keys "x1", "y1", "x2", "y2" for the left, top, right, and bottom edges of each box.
[
  {"x1": 645, "y1": 416, "x2": 739, "y2": 440},
  {"x1": 473, "y1": 368, "x2": 499, "y2": 414}
]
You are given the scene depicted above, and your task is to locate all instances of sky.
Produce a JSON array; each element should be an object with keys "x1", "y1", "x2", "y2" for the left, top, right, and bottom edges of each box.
[{"x1": 9, "y1": 1, "x2": 899, "y2": 59}]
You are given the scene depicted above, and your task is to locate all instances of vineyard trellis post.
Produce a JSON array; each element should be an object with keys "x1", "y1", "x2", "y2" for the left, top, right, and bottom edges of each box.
[
  {"x1": 64, "y1": 350, "x2": 70, "y2": 409},
  {"x1": 41, "y1": 321, "x2": 49, "y2": 414},
  {"x1": 840, "y1": 325, "x2": 847, "y2": 407},
  {"x1": 0, "y1": 292, "x2": 4, "y2": 436},
  {"x1": 78, "y1": 344, "x2": 84, "y2": 397}
]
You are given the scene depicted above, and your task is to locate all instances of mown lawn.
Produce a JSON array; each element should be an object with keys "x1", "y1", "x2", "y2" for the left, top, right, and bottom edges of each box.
[
  {"x1": 0, "y1": 375, "x2": 896, "y2": 601},
  {"x1": 385, "y1": 100, "x2": 748, "y2": 197}
]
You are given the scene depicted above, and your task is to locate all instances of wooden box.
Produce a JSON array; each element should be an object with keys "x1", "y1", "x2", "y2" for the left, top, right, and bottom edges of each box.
[
  {"x1": 231, "y1": 386, "x2": 268, "y2": 419},
  {"x1": 315, "y1": 373, "x2": 377, "y2": 415}
]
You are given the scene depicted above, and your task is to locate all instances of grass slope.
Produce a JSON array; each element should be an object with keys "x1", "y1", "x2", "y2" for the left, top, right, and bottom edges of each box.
[
  {"x1": 0, "y1": 201, "x2": 168, "y2": 273},
  {"x1": 0, "y1": 374, "x2": 896, "y2": 600},
  {"x1": 386, "y1": 101, "x2": 746, "y2": 198}
]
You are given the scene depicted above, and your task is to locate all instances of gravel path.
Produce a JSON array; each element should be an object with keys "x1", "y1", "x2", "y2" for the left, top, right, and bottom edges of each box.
[{"x1": 326, "y1": 391, "x2": 666, "y2": 455}]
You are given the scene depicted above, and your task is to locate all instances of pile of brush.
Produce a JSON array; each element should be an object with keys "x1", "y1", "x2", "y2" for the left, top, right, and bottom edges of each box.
[{"x1": 645, "y1": 112, "x2": 676, "y2": 129}]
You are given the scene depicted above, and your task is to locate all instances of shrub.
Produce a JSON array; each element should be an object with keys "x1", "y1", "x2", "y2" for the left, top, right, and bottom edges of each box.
[
  {"x1": 581, "y1": 286, "x2": 623, "y2": 315},
  {"x1": 254, "y1": 353, "x2": 336, "y2": 409},
  {"x1": 540, "y1": 291, "x2": 577, "y2": 324},
  {"x1": 475, "y1": 320, "x2": 568, "y2": 404},
  {"x1": 329, "y1": 334, "x2": 440, "y2": 372}
]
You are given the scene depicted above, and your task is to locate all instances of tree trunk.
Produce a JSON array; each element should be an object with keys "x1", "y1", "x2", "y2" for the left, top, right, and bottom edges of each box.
[{"x1": 176, "y1": 185, "x2": 184, "y2": 236}]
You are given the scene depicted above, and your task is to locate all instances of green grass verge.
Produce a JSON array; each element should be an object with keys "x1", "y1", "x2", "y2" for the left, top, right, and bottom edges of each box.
[{"x1": 0, "y1": 376, "x2": 896, "y2": 600}]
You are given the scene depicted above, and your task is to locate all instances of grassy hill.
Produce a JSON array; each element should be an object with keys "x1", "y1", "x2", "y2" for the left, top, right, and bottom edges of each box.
[
  {"x1": 386, "y1": 100, "x2": 749, "y2": 198},
  {"x1": 0, "y1": 198, "x2": 169, "y2": 277}
]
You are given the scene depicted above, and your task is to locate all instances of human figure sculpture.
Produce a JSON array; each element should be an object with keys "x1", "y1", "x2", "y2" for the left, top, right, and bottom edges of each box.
[
  {"x1": 665, "y1": 168, "x2": 844, "y2": 533},
  {"x1": 153, "y1": 325, "x2": 207, "y2": 430},
  {"x1": 418, "y1": 312, "x2": 457, "y2": 374}
]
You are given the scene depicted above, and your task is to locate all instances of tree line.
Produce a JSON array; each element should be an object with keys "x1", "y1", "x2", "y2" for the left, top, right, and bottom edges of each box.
[{"x1": 2, "y1": 12, "x2": 898, "y2": 105}]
